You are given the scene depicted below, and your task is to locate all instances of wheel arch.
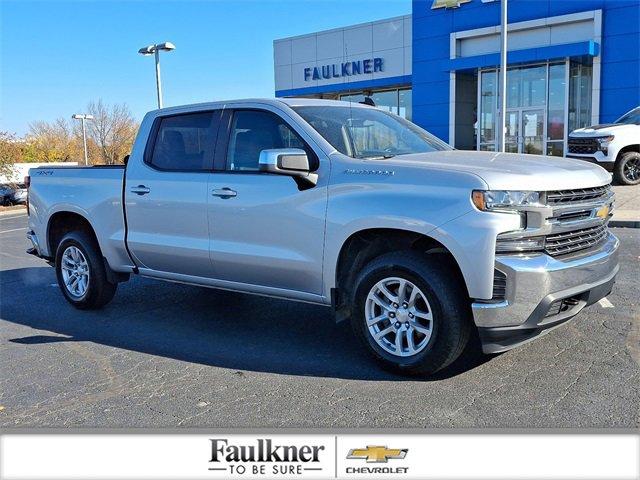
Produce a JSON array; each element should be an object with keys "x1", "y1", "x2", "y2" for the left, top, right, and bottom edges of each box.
[
  {"x1": 47, "y1": 210, "x2": 101, "y2": 260},
  {"x1": 616, "y1": 144, "x2": 640, "y2": 159},
  {"x1": 332, "y1": 227, "x2": 469, "y2": 322}
]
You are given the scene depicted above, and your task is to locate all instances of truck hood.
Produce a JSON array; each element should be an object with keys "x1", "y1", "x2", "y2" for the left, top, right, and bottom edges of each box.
[
  {"x1": 570, "y1": 122, "x2": 636, "y2": 137},
  {"x1": 391, "y1": 150, "x2": 611, "y2": 191}
]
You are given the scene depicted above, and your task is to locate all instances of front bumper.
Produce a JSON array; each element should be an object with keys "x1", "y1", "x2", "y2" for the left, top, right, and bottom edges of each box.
[
  {"x1": 472, "y1": 233, "x2": 619, "y2": 353},
  {"x1": 566, "y1": 155, "x2": 615, "y2": 172}
]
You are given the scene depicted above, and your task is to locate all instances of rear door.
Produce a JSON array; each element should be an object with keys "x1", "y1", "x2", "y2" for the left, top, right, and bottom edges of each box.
[
  {"x1": 207, "y1": 107, "x2": 328, "y2": 295},
  {"x1": 125, "y1": 110, "x2": 221, "y2": 277}
]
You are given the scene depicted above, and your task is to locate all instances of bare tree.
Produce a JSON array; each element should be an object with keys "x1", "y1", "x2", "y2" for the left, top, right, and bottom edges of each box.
[{"x1": 86, "y1": 100, "x2": 138, "y2": 165}]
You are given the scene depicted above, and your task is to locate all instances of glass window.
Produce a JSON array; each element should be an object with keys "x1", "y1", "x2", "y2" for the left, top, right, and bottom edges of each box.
[
  {"x1": 371, "y1": 90, "x2": 399, "y2": 115},
  {"x1": 293, "y1": 105, "x2": 451, "y2": 158},
  {"x1": 547, "y1": 63, "x2": 566, "y2": 141},
  {"x1": 339, "y1": 93, "x2": 366, "y2": 104},
  {"x1": 480, "y1": 70, "x2": 497, "y2": 145},
  {"x1": 568, "y1": 61, "x2": 593, "y2": 132},
  {"x1": 521, "y1": 65, "x2": 546, "y2": 107},
  {"x1": 150, "y1": 112, "x2": 218, "y2": 171},
  {"x1": 547, "y1": 141, "x2": 564, "y2": 157},
  {"x1": 399, "y1": 89, "x2": 412, "y2": 120},
  {"x1": 226, "y1": 110, "x2": 307, "y2": 171}
]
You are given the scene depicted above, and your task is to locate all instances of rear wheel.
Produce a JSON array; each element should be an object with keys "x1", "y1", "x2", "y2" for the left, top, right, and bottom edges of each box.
[
  {"x1": 350, "y1": 251, "x2": 472, "y2": 376},
  {"x1": 55, "y1": 231, "x2": 117, "y2": 309},
  {"x1": 614, "y1": 151, "x2": 640, "y2": 185}
]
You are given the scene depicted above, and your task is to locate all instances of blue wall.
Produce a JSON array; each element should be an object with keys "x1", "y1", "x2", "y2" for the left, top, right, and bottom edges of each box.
[{"x1": 412, "y1": 0, "x2": 640, "y2": 142}]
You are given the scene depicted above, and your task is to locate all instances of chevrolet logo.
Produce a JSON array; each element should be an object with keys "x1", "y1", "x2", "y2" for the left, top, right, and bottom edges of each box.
[
  {"x1": 432, "y1": 0, "x2": 472, "y2": 9},
  {"x1": 346, "y1": 446, "x2": 408, "y2": 463},
  {"x1": 595, "y1": 205, "x2": 610, "y2": 219}
]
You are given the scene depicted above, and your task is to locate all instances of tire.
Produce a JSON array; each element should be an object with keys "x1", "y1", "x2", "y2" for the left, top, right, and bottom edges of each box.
[
  {"x1": 350, "y1": 251, "x2": 472, "y2": 376},
  {"x1": 613, "y1": 151, "x2": 640, "y2": 185},
  {"x1": 55, "y1": 231, "x2": 117, "y2": 309}
]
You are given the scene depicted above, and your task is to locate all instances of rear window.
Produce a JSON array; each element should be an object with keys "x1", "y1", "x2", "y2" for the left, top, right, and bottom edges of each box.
[{"x1": 149, "y1": 111, "x2": 220, "y2": 171}]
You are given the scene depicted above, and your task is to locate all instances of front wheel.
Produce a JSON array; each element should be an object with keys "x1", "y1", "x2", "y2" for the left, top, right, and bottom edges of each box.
[
  {"x1": 350, "y1": 251, "x2": 472, "y2": 376},
  {"x1": 614, "y1": 151, "x2": 640, "y2": 185},
  {"x1": 55, "y1": 231, "x2": 117, "y2": 309}
]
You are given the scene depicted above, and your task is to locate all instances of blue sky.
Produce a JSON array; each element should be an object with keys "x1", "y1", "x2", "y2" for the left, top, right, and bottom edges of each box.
[{"x1": 1, "y1": 0, "x2": 410, "y2": 135}]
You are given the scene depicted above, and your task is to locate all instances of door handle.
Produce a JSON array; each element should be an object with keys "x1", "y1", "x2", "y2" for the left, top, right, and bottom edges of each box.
[
  {"x1": 130, "y1": 185, "x2": 151, "y2": 195},
  {"x1": 212, "y1": 188, "x2": 237, "y2": 198}
]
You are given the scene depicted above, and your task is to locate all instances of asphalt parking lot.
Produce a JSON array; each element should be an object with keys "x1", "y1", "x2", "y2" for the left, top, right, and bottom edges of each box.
[{"x1": 0, "y1": 211, "x2": 638, "y2": 428}]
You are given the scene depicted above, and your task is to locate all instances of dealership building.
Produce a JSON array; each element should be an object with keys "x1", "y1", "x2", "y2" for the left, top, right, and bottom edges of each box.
[{"x1": 273, "y1": 0, "x2": 639, "y2": 156}]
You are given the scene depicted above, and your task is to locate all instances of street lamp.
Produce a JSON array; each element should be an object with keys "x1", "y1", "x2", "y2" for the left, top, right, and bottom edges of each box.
[
  {"x1": 138, "y1": 42, "x2": 176, "y2": 109},
  {"x1": 71, "y1": 114, "x2": 94, "y2": 165}
]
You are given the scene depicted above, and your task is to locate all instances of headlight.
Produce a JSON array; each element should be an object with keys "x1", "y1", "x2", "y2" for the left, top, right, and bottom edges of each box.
[
  {"x1": 472, "y1": 190, "x2": 543, "y2": 212},
  {"x1": 596, "y1": 135, "x2": 614, "y2": 152}
]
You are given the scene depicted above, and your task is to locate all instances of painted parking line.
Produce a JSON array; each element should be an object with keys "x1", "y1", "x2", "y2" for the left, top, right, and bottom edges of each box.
[
  {"x1": 0, "y1": 227, "x2": 27, "y2": 234},
  {"x1": 0, "y1": 213, "x2": 27, "y2": 220},
  {"x1": 598, "y1": 297, "x2": 615, "y2": 308}
]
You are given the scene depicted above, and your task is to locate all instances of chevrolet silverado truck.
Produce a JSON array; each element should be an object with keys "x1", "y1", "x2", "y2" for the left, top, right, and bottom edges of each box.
[
  {"x1": 568, "y1": 106, "x2": 640, "y2": 185},
  {"x1": 26, "y1": 99, "x2": 619, "y2": 375}
]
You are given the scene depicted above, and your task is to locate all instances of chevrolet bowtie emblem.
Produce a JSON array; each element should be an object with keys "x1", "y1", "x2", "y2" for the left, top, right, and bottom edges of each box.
[
  {"x1": 432, "y1": 0, "x2": 472, "y2": 9},
  {"x1": 347, "y1": 446, "x2": 408, "y2": 463},
  {"x1": 595, "y1": 205, "x2": 610, "y2": 219}
]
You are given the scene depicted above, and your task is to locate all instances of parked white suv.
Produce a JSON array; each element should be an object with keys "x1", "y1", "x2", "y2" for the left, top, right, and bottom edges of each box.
[{"x1": 568, "y1": 106, "x2": 640, "y2": 185}]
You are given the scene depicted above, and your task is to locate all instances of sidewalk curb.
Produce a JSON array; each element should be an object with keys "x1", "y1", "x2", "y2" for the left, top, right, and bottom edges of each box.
[{"x1": 609, "y1": 220, "x2": 640, "y2": 228}]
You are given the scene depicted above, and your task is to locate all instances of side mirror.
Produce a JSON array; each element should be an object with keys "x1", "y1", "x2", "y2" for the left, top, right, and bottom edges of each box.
[
  {"x1": 259, "y1": 149, "x2": 318, "y2": 187},
  {"x1": 123, "y1": 154, "x2": 130, "y2": 166}
]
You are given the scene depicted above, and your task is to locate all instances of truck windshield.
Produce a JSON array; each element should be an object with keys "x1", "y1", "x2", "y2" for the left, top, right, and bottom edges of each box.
[
  {"x1": 293, "y1": 105, "x2": 452, "y2": 159},
  {"x1": 615, "y1": 107, "x2": 640, "y2": 125}
]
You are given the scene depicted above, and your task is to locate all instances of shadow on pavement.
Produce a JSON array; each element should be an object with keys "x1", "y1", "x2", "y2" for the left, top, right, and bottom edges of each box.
[{"x1": 1, "y1": 266, "x2": 493, "y2": 381}]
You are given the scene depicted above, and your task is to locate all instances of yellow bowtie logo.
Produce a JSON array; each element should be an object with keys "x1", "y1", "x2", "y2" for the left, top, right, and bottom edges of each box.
[
  {"x1": 347, "y1": 446, "x2": 408, "y2": 463},
  {"x1": 596, "y1": 205, "x2": 610, "y2": 219}
]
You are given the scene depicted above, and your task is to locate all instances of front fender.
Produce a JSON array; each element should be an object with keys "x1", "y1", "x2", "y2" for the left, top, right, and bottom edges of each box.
[{"x1": 322, "y1": 162, "x2": 522, "y2": 301}]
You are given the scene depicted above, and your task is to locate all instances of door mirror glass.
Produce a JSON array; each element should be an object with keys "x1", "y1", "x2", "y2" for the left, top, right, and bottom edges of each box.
[{"x1": 259, "y1": 149, "x2": 317, "y2": 187}]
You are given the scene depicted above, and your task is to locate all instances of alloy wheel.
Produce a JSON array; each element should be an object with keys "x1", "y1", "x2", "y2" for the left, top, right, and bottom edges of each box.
[
  {"x1": 61, "y1": 246, "x2": 90, "y2": 298},
  {"x1": 364, "y1": 276, "x2": 434, "y2": 357}
]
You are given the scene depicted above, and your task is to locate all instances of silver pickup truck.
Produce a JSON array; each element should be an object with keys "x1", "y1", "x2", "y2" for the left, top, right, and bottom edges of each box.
[{"x1": 26, "y1": 98, "x2": 619, "y2": 375}]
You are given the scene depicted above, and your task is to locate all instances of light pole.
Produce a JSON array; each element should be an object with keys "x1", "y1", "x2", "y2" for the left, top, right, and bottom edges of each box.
[
  {"x1": 72, "y1": 114, "x2": 94, "y2": 165},
  {"x1": 138, "y1": 42, "x2": 176, "y2": 108},
  {"x1": 498, "y1": 0, "x2": 508, "y2": 152}
]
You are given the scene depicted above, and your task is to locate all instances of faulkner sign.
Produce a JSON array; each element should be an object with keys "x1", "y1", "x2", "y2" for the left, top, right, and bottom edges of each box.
[{"x1": 303, "y1": 57, "x2": 384, "y2": 81}]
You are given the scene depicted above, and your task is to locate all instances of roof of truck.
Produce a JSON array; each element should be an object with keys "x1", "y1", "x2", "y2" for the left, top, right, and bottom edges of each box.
[{"x1": 149, "y1": 97, "x2": 371, "y2": 115}]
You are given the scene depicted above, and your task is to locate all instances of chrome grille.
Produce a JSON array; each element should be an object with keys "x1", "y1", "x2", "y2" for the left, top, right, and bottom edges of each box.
[
  {"x1": 545, "y1": 224, "x2": 609, "y2": 257},
  {"x1": 546, "y1": 185, "x2": 610, "y2": 204}
]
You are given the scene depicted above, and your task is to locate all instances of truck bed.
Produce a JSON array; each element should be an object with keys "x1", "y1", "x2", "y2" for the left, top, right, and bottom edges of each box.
[{"x1": 28, "y1": 164, "x2": 132, "y2": 270}]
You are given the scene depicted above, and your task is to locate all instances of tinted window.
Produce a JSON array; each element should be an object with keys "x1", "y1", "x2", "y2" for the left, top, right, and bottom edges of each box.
[
  {"x1": 150, "y1": 112, "x2": 218, "y2": 171},
  {"x1": 226, "y1": 110, "x2": 308, "y2": 171}
]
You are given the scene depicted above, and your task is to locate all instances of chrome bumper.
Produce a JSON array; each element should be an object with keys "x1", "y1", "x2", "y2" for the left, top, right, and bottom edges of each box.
[{"x1": 472, "y1": 233, "x2": 619, "y2": 353}]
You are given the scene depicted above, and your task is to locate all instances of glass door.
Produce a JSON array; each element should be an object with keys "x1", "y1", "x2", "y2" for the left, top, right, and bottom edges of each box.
[
  {"x1": 477, "y1": 62, "x2": 569, "y2": 156},
  {"x1": 521, "y1": 109, "x2": 544, "y2": 154},
  {"x1": 504, "y1": 110, "x2": 519, "y2": 153}
]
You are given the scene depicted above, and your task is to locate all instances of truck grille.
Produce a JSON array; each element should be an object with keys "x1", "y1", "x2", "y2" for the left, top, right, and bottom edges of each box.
[
  {"x1": 568, "y1": 138, "x2": 598, "y2": 154},
  {"x1": 546, "y1": 184, "x2": 610, "y2": 204},
  {"x1": 545, "y1": 224, "x2": 609, "y2": 257}
]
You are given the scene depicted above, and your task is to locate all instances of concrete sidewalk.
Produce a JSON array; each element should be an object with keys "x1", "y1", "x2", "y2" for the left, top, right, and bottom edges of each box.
[{"x1": 611, "y1": 185, "x2": 640, "y2": 228}]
